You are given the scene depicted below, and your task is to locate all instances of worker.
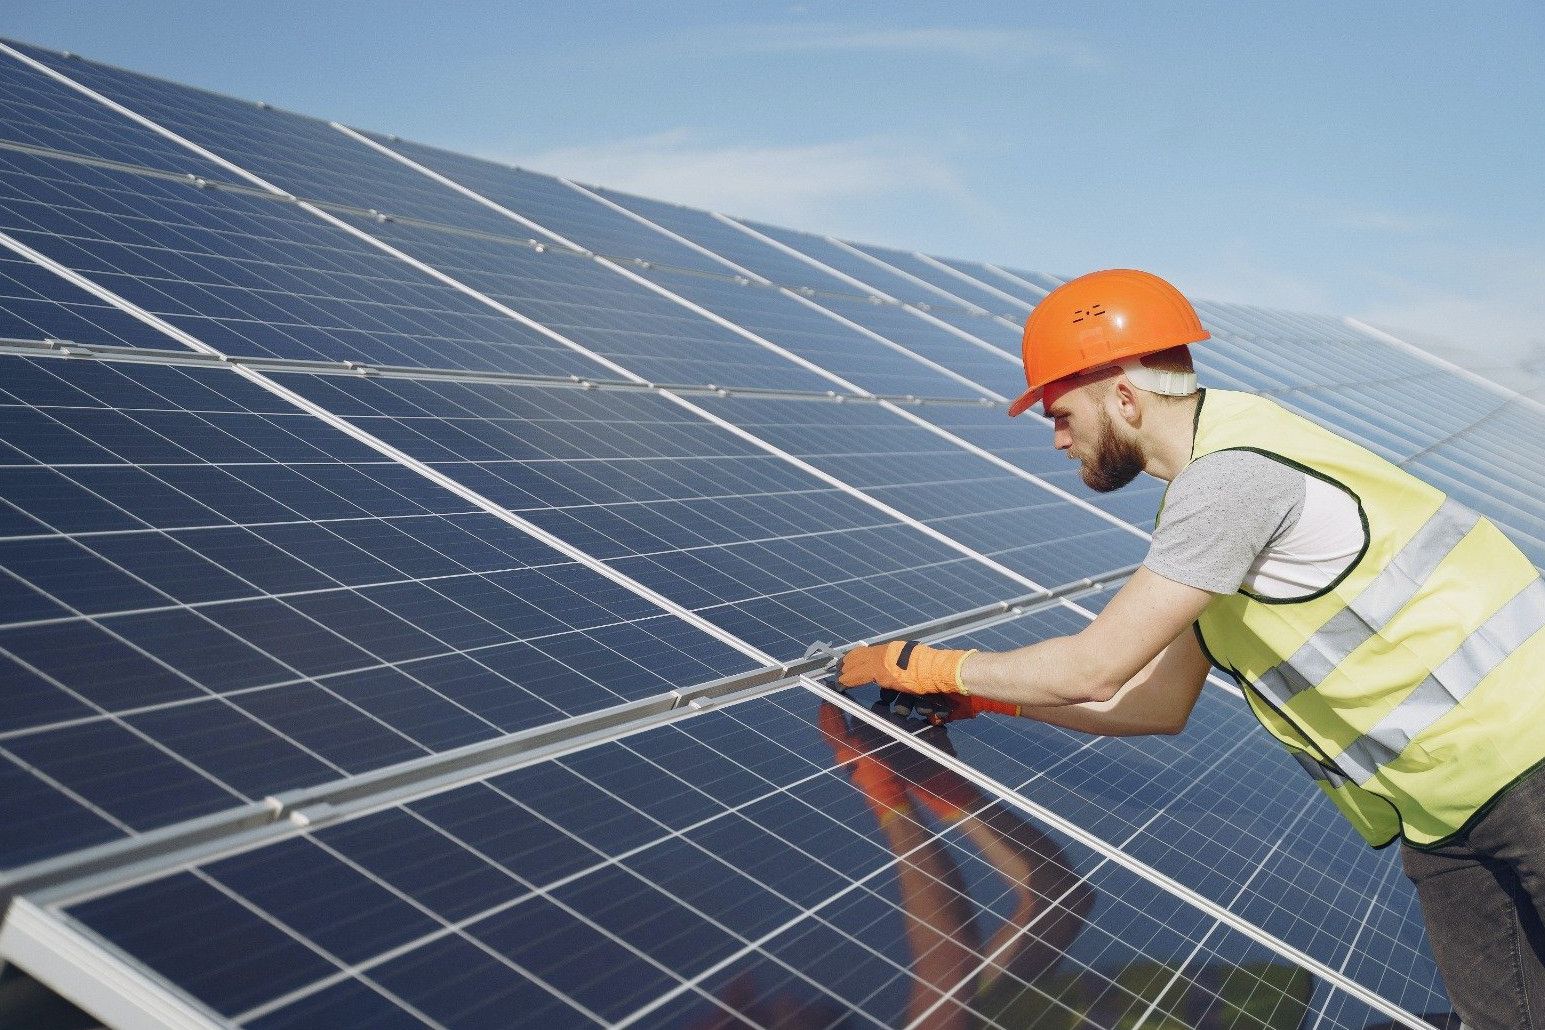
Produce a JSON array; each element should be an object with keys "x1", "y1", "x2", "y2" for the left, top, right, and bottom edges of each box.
[{"x1": 835, "y1": 269, "x2": 1545, "y2": 1029}]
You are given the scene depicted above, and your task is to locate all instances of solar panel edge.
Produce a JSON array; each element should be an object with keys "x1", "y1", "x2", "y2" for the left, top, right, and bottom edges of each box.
[{"x1": 0, "y1": 895, "x2": 228, "y2": 1030}]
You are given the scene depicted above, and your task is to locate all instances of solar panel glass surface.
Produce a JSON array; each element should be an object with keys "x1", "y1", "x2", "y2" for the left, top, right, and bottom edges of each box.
[
  {"x1": 270, "y1": 371, "x2": 1047, "y2": 660},
  {"x1": 48, "y1": 687, "x2": 1396, "y2": 1029},
  {"x1": 0, "y1": 354, "x2": 755, "y2": 870}
]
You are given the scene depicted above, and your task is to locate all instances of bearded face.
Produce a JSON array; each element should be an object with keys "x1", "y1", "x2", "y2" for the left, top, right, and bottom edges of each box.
[{"x1": 1079, "y1": 407, "x2": 1145, "y2": 493}]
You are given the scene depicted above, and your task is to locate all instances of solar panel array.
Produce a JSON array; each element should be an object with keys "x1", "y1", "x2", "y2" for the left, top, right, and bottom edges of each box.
[{"x1": 1, "y1": 37, "x2": 1539, "y2": 1029}]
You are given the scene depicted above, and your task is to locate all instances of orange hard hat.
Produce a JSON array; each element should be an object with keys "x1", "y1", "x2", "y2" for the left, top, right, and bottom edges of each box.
[{"x1": 1007, "y1": 268, "x2": 1210, "y2": 417}]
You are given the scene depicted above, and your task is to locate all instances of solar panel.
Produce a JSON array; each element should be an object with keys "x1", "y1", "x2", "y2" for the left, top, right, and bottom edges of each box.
[
  {"x1": 3, "y1": 35, "x2": 1538, "y2": 1029},
  {"x1": 0, "y1": 352, "x2": 758, "y2": 871},
  {"x1": 24, "y1": 687, "x2": 1408, "y2": 1028}
]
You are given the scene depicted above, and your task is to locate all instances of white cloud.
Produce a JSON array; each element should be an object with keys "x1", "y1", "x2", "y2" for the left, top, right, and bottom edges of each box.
[{"x1": 502, "y1": 129, "x2": 974, "y2": 229}]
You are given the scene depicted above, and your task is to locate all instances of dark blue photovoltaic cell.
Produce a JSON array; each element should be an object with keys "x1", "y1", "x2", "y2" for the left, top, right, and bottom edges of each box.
[
  {"x1": 0, "y1": 48, "x2": 841, "y2": 393},
  {"x1": 0, "y1": 355, "x2": 754, "y2": 871},
  {"x1": 58, "y1": 687, "x2": 1376, "y2": 1028},
  {"x1": 274, "y1": 372, "x2": 1025, "y2": 660},
  {"x1": 690, "y1": 393, "x2": 1149, "y2": 584}
]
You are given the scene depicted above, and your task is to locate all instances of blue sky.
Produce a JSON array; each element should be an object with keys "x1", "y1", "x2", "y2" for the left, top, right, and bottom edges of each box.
[{"x1": 8, "y1": 1, "x2": 1544, "y2": 365}]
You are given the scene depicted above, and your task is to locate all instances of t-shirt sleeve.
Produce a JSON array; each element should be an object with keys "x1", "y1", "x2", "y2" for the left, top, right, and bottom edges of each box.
[{"x1": 1144, "y1": 450, "x2": 1307, "y2": 594}]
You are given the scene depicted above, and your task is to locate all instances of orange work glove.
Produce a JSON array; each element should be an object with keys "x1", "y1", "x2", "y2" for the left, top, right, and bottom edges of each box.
[
  {"x1": 836, "y1": 639, "x2": 978, "y2": 695},
  {"x1": 931, "y1": 695, "x2": 1021, "y2": 723}
]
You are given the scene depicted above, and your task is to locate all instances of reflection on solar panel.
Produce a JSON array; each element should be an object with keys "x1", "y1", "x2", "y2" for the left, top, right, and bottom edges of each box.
[{"x1": 1, "y1": 35, "x2": 1538, "y2": 1029}]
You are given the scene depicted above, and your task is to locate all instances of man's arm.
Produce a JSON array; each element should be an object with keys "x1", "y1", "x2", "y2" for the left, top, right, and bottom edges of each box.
[
  {"x1": 838, "y1": 568, "x2": 1217, "y2": 733},
  {"x1": 962, "y1": 566, "x2": 1216, "y2": 708},
  {"x1": 1013, "y1": 626, "x2": 1211, "y2": 736}
]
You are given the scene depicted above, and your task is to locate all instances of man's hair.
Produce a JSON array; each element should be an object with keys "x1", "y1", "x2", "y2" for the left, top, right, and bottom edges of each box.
[{"x1": 1136, "y1": 345, "x2": 1194, "y2": 375}]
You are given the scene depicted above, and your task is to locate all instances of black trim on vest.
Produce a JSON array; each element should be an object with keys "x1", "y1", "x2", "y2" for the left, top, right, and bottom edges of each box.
[
  {"x1": 1200, "y1": 445, "x2": 1372, "y2": 605},
  {"x1": 1401, "y1": 754, "x2": 1545, "y2": 853}
]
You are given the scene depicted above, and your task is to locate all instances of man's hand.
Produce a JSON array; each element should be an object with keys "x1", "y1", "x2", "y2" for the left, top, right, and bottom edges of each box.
[{"x1": 836, "y1": 639, "x2": 977, "y2": 695}]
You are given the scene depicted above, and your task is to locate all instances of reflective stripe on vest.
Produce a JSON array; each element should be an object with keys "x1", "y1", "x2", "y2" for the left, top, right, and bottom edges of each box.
[
  {"x1": 1335, "y1": 575, "x2": 1545, "y2": 784},
  {"x1": 1253, "y1": 497, "x2": 1479, "y2": 709},
  {"x1": 1290, "y1": 749, "x2": 1349, "y2": 788}
]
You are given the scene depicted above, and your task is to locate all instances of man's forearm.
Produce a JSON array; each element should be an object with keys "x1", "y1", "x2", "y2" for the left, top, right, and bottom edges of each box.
[
  {"x1": 961, "y1": 632, "x2": 1127, "y2": 708},
  {"x1": 969, "y1": 634, "x2": 1208, "y2": 736}
]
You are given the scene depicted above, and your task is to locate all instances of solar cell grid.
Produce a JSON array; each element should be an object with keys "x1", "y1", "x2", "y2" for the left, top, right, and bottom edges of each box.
[
  {"x1": 42, "y1": 686, "x2": 1387, "y2": 1029},
  {"x1": 688, "y1": 393, "x2": 1149, "y2": 584},
  {"x1": 575, "y1": 187, "x2": 1031, "y2": 395},
  {"x1": 273, "y1": 370, "x2": 1036, "y2": 660},
  {"x1": 0, "y1": 353, "x2": 756, "y2": 870},
  {"x1": 0, "y1": 42, "x2": 229, "y2": 178},
  {"x1": 0, "y1": 145, "x2": 613, "y2": 376},
  {"x1": 847, "y1": 240, "x2": 1034, "y2": 319},
  {"x1": 0, "y1": 52, "x2": 853, "y2": 395},
  {"x1": 913, "y1": 401, "x2": 1167, "y2": 527}
]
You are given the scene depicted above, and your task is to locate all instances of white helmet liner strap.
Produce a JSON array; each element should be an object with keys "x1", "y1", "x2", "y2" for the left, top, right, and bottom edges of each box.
[{"x1": 1117, "y1": 358, "x2": 1198, "y2": 397}]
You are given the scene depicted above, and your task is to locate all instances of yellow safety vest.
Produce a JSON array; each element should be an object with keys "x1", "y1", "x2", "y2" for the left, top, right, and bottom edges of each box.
[{"x1": 1165, "y1": 389, "x2": 1545, "y2": 848}]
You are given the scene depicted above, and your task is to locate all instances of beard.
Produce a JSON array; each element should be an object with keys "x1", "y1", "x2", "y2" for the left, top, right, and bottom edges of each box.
[{"x1": 1080, "y1": 410, "x2": 1145, "y2": 493}]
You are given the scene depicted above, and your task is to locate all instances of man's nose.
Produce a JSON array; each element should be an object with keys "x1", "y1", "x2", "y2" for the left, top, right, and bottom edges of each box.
[{"x1": 1053, "y1": 427, "x2": 1071, "y2": 450}]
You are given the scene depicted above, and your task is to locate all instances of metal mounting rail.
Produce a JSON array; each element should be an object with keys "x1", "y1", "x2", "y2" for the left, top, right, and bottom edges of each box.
[
  {"x1": 0, "y1": 336, "x2": 999, "y2": 408},
  {"x1": 1, "y1": 567, "x2": 1133, "y2": 908}
]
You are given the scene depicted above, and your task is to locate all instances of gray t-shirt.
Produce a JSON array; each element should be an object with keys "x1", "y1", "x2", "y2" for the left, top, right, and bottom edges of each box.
[{"x1": 1145, "y1": 450, "x2": 1307, "y2": 595}]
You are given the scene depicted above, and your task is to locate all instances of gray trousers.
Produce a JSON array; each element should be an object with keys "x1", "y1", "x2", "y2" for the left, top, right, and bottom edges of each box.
[{"x1": 1401, "y1": 763, "x2": 1545, "y2": 1030}]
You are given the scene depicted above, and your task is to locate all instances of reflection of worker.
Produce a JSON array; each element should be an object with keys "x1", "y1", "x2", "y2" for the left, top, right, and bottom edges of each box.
[
  {"x1": 818, "y1": 704, "x2": 1091, "y2": 1026},
  {"x1": 836, "y1": 269, "x2": 1545, "y2": 1027}
]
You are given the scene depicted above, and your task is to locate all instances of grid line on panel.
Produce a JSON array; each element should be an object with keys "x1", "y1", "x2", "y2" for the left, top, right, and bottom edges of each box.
[
  {"x1": 1125, "y1": 801, "x2": 1314, "y2": 1030},
  {"x1": 541, "y1": 180, "x2": 1146, "y2": 542},
  {"x1": 722, "y1": 213, "x2": 1023, "y2": 365},
  {"x1": 218, "y1": 706, "x2": 1003, "y2": 1027},
  {"x1": 555, "y1": 175, "x2": 1010, "y2": 401},
  {"x1": 0, "y1": 234, "x2": 776, "y2": 666},
  {"x1": 816, "y1": 685, "x2": 1432, "y2": 1029}
]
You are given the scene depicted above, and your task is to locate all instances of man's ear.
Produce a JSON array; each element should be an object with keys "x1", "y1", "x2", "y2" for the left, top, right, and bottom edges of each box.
[{"x1": 1111, "y1": 377, "x2": 1142, "y2": 427}]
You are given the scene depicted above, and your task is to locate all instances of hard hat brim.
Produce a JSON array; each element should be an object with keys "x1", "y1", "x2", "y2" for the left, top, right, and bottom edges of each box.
[{"x1": 1006, "y1": 386, "x2": 1041, "y2": 418}]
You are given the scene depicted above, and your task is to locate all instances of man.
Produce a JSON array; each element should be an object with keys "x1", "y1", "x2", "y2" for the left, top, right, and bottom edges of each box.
[{"x1": 836, "y1": 269, "x2": 1545, "y2": 1029}]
